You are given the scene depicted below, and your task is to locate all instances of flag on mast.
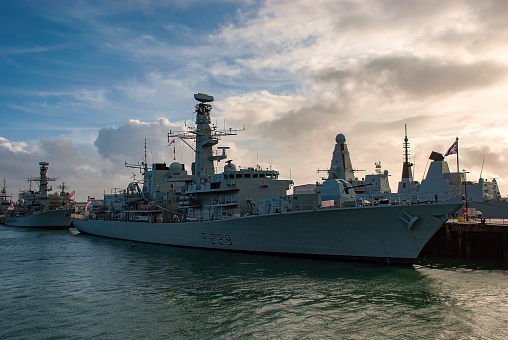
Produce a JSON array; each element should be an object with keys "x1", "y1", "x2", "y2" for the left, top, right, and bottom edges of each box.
[
  {"x1": 444, "y1": 140, "x2": 457, "y2": 157},
  {"x1": 168, "y1": 139, "x2": 176, "y2": 160},
  {"x1": 444, "y1": 137, "x2": 461, "y2": 195}
]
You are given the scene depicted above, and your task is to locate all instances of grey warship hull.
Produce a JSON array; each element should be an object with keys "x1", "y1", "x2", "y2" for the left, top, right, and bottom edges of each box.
[
  {"x1": 4, "y1": 209, "x2": 74, "y2": 229},
  {"x1": 73, "y1": 202, "x2": 461, "y2": 264}
]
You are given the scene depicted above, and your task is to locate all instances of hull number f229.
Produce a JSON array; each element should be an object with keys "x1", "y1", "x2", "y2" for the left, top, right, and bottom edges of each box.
[{"x1": 202, "y1": 233, "x2": 233, "y2": 246}]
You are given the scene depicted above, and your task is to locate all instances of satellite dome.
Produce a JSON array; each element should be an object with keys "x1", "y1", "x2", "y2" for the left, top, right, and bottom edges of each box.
[
  {"x1": 384, "y1": 170, "x2": 389, "y2": 176},
  {"x1": 336, "y1": 134, "x2": 346, "y2": 144},
  {"x1": 169, "y1": 162, "x2": 183, "y2": 175},
  {"x1": 224, "y1": 161, "x2": 237, "y2": 172}
]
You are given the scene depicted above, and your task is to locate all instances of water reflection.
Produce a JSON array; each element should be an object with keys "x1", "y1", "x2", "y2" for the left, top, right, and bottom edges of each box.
[
  {"x1": 72, "y1": 236, "x2": 476, "y2": 339},
  {"x1": 1, "y1": 226, "x2": 506, "y2": 339}
]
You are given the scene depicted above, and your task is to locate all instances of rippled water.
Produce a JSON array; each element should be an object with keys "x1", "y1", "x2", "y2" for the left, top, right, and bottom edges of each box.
[{"x1": 1, "y1": 225, "x2": 507, "y2": 339}]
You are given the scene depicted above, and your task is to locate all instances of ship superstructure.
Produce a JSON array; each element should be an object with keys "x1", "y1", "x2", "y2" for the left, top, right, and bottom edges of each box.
[
  {"x1": 166, "y1": 93, "x2": 292, "y2": 220},
  {"x1": 327, "y1": 128, "x2": 505, "y2": 216},
  {"x1": 326, "y1": 134, "x2": 391, "y2": 200}
]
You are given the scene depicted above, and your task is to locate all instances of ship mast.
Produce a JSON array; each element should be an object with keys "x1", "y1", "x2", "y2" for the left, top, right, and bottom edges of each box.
[
  {"x1": 1, "y1": 178, "x2": 6, "y2": 196},
  {"x1": 168, "y1": 93, "x2": 243, "y2": 177},
  {"x1": 1, "y1": 178, "x2": 12, "y2": 201},
  {"x1": 27, "y1": 162, "x2": 56, "y2": 198},
  {"x1": 125, "y1": 138, "x2": 150, "y2": 174},
  {"x1": 401, "y1": 124, "x2": 414, "y2": 182},
  {"x1": 58, "y1": 183, "x2": 69, "y2": 195}
]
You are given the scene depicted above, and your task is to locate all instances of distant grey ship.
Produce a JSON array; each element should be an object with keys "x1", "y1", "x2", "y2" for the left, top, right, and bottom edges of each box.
[
  {"x1": 73, "y1": 93, "x2": 462, "y2": 264},
  {"x1": 3, "y1": 162, "x2": 73, "y2": 229}
]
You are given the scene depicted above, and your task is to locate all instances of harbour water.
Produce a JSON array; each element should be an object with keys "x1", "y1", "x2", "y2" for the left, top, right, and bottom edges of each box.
[{"x1": 1, "y1": 225, "x2": 507, "y2": 339}]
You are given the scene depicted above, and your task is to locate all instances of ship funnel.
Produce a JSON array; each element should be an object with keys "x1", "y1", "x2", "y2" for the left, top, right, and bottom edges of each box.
[{"x1": 429, "y1": 151, "x2": 444, "y2": 162}]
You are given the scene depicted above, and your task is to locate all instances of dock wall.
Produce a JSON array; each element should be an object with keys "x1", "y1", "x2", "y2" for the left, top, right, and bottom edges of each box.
[{"x1": 420, "y1": 220, "x2": 508, "y2": 262}]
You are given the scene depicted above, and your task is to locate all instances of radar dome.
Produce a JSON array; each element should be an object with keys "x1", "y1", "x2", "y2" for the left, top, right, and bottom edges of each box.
[
  {"x1": 224, "y1": 161, "x2": 237, "y2": 172},
  {"x1": 335, "y1": 134, "x2": 346, "y2": 144},
  {"x1": 170, "y1": 162, "x2": 183, "y2": 175},
  {"x1": 384, "y1": 170, "x2": 389, "y2": 176}
]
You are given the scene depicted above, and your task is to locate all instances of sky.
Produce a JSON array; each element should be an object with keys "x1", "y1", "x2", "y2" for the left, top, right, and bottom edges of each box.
[{"x1": 1, "y1": 0, "x2": 507, "y2": 202}]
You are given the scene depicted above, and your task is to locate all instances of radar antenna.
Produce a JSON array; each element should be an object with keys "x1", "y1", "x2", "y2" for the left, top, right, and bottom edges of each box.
[{"x1": 168, "y1": 93, "x2": 245, "y2": 176}]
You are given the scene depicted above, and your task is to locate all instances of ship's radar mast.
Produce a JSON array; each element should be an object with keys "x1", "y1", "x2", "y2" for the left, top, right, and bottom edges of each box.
[
  {"x1": 27, "y1": 162, "x2": 56, "y2": 198},
  {"x1": 169, "y1": 93, "x2": 244, "y2": 176},
  {"x1": 58, "y1": 183, "x2": 69, "y2": 195}
]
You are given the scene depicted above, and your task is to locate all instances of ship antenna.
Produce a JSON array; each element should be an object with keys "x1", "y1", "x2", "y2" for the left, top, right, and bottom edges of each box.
[
  {"x1": 404, "y1": 124, "x2": 409, "y2": 164},
  {"x1": 401, "y1": 124, "x2": 413, "y2": 182},
  {"x1": 256, "y1": 146, "x2": 259, "y2": 168},
  {"x1": 144, "y1": 138, "x2": 148, "y2": 173},
  {"x1": 479, "y1": 155, "x2": 485, "y2": 180},
  {"x1": 413, "y1": 154, "x2": 416, "y2": 181},
  {"x1": 148, "y1": 138, "x2": 154, "y2": 165}
]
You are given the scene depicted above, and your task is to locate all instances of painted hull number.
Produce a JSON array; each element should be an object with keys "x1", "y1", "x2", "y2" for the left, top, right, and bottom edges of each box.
[{"x1": 202, "y1": 232, "x2": 233, "y2": 246}]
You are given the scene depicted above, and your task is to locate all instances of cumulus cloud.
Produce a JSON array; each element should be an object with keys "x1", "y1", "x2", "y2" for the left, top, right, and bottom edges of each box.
[
  {"x1": 94, "y1": 118, "x2": 179, "y2": 164},
  {"x1": 0, "y1": 137, "x2": 36, "y2": 154}
]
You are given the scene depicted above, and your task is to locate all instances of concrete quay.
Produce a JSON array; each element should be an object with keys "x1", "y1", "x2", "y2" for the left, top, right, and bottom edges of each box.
[{"x1": 420, "y1": 218, "x2": 508, "y2": 262}]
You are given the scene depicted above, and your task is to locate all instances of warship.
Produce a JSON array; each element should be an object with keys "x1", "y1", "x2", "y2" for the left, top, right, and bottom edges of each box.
[
  {"x1": 3, "y1": 162, "x2": 74, "y2": 229},
  {"x1": 73, "y1": 93, "x2": 462, "y2": 264}
]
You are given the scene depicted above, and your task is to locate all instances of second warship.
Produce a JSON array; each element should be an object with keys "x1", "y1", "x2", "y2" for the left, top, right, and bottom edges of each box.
[{"x1": 3, "y1": 162, "x2": 74, "y2": 229}]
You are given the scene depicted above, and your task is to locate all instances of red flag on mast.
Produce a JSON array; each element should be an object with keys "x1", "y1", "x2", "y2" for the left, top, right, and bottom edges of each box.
[{"x1": 168, "y1": 139, "x2": 176, "y2": 160}]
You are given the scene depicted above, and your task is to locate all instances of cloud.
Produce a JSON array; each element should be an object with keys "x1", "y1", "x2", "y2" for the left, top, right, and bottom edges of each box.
[
  {"x1": 0, "y1": 137, "x2": 36, "y2": 154},
  {"x1": 0, "y1": 136, "x2": 127, "y2": 201},
  {"x1": 311, "y1": 55, "x2": 508, "y2": 100},
  {"x1": 0, "y1": 45, "x2": 69, "y2": 56},
  {"x1": 94, "y1": 118, "x2": 178, "y2": 163}
]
